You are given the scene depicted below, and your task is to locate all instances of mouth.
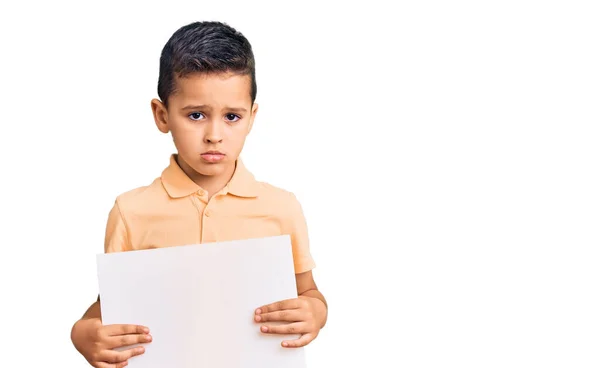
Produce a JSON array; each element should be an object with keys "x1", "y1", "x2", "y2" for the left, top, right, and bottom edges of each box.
[{"x1": 200, "y1": 151, "x2": 226, "y2": 163}]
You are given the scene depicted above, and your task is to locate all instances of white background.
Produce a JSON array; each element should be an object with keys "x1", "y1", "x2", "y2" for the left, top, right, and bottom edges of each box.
[{"x1": 0, "y1": 1, "x2": 599, "y2": 367}]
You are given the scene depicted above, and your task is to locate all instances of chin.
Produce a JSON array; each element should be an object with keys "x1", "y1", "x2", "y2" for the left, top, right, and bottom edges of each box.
[
  {"x1": 178, "y1": 154, "x2": 232, "y2": 177},
  {"x1": 193, "y1": 162, "x2": 227, "y2": 176}
]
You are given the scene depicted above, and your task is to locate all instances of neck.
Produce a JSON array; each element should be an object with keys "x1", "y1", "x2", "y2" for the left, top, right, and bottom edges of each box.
[{"x1": 176, "y1": 156, "x2": 236, "y2": 198}]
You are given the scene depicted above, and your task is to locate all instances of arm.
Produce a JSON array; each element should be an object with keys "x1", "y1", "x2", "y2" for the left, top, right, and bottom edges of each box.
[
  {"x1": 76, "y1": 200, "x2": 127, "y2": 325},
  {"x1": 253, "y1": 271, "x2": 328, "y2": 347},
  {"x1": 81, "y1": 297, "x2": 101, "y2": 320},
  {"x1": 296, "y1": 271, "x2": 328, "y2": 329},
  {"x1": 71, "y1": 201, "x2": 151, "y2": 367},
  {"x1": 254, "y1": 192, "x2": 327, "y2": 347}
]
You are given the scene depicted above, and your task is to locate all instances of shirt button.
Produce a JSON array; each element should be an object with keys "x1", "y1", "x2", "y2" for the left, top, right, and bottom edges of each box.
[{"x1": 204, "y1": 210, "x2": 211, "y2": 217}]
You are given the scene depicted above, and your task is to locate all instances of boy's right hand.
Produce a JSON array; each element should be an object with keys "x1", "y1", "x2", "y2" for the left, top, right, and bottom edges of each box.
[{"x1": 72, "y1": 318, "x2": 151, "y2": 368}]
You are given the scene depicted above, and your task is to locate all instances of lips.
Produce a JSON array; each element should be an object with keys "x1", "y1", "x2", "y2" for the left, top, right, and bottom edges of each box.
[{"x1": 200, "y1": 151, "x2": 225, "y2": 163}]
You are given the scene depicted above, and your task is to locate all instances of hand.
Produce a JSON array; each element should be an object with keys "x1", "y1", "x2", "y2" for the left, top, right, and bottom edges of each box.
[
  {"x1": 254, "y1": 296, "x2": 326, "y2": 348},
  {"x1": 71, "y1": 318, "x2": 151, "y2": 368}
]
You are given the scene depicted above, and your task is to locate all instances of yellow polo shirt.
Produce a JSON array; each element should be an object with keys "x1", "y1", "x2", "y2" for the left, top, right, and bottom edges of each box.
[{"x1": 104, "y1": 154, "x2": 316, "y2": 274}]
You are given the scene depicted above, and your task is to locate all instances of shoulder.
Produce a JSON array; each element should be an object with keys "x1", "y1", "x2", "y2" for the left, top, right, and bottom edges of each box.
[
  {"x1": 254, "y1": 180, "x2": 304, "y2": 209},
  {"x1": 252, "y1": 181, "x2": 306, "y2": 223},
  {"x1": 255, "y1": 181, "x2": 299, "y2": 203},
  {"x1": 253, "y1": 181, "x2": 315, "y2": 272},
  {"x1": 112, "y1": 177, "x2": 167, "y2": 214}
]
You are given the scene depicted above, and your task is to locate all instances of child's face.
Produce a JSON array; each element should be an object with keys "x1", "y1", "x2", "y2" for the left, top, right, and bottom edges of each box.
[{"x1": 152, "y1": 72, "x2": 258, "y2": 179}]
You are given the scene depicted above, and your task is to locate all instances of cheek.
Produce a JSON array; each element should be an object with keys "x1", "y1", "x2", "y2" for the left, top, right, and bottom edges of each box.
[
  {"x1": 171, "y1": 125, "x2": 202, "y2": 151},
  {"x1": 176, "y1": 134, "x2": 198, "y2": 147},
  {"x1": 226, "y1": 131, "x2": 247, "y2": 153}
]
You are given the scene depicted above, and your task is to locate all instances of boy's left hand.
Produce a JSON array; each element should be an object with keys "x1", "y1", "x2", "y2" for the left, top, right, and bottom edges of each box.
[{"x1": 254, "y1": 295, "x2": 326, "y2": 348}]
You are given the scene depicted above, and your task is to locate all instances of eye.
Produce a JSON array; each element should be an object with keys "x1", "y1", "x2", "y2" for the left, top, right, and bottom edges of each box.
[
  {"x1": 225, "y1": 113, "x2": 241, "y2": 122},
  {"x1": 189, "y1": 112, "x2": 205, "y2": 121}
]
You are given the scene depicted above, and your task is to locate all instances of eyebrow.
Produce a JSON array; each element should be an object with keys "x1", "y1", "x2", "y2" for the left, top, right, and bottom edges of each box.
[{"x1": 182, "y1": 104, "x2": 248, "y2": 113}]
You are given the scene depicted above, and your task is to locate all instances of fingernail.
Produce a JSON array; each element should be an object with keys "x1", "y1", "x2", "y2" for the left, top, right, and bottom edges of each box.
[
  {"x1": 143, "y1": 327, "x2": 149, "y2": 333},
  {"x1": 138, "y1": 347, "x2": 145, "y2": 353},
  {"x1": 146, "y1": 335, "x2": 152, "y2": 341},
  {"x1": 261, "y1": 326, "x2": 268, "y2": 332},
  {"x1": 255, "y1": 308, "x2": 261, "y2": 314},
  {"x1": 282, "y1": 342, "x2": 289, "y2": 347},
  {"x1": 254, "y1": 315, "x2": 261, "y2": 322}
]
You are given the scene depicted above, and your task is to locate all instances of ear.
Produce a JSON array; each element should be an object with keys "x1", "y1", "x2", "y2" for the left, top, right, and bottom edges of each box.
[
  {"x1": 247, "y1": 102, "x2": 259, "y2": 134},
  {"x1": 151, "y1": 98, "x2": 170, "y2": 133}
]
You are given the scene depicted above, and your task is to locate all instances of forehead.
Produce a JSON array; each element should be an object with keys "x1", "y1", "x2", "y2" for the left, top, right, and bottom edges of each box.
[{"x1": 170, "y1": 72, "x2": 252, "y2": 108}]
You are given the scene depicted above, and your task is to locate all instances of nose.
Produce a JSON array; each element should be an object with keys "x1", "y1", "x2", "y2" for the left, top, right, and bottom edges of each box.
[{"x1": 203, "y1": 120, "x2": 223, "y2": 144}]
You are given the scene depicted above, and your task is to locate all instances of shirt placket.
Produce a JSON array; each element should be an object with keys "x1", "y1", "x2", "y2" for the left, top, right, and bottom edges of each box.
[
  {"x1": 192, "y1": 189, "x2": 209, "y2": 243},
  {"x1": 194, "y1": 188, "x2": 227, "y2": 243}
]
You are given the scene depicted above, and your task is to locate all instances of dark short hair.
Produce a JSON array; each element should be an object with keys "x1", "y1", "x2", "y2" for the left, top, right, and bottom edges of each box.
[{"x1": 157, "y1": 21, "x2": 257, "y2": 106}]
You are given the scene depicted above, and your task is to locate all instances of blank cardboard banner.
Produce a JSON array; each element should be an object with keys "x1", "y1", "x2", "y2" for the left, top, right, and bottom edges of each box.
[{"x1": 97, "y1": 235, "x2": 305, "y2": 368}]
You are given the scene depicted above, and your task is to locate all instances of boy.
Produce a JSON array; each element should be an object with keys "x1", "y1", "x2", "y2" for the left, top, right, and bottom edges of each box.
[{"x1": 70, "y1": 21, "x2": 328, "y2": 368}]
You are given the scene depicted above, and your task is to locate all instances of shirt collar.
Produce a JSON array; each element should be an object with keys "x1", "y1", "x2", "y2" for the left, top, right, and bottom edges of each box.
[{"x1": 160, "y1": 154, "x2": 259, "y2": 198}]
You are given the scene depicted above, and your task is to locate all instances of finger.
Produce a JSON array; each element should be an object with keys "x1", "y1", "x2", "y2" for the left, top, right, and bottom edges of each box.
[
  {"x1": 256, "y1": 298, "x2": 300, "y2": 314},
  {"x1": 106, "y1": 324, "x2": 149, "y2": 336},
  {"x1": 282, "y1": 333, "x2": 316, "y2": 348},
  {"x1": 98, "y1": 346, "x2": 146, "y2": 364},
  {"x1": 96, "y1": 361, "x2": 128, "y2": 368},
  {"x1": 254, "y1": 309, "x2": 303, "y2": 323},
  {"x1": 260, "y1": 322, "x2": 307, "y2": 335},
  {"x1": 109, "y1": 332, "x2": 152, "y2": 349}
]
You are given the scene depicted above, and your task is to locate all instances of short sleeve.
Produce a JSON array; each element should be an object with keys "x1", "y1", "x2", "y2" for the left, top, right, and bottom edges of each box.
[
  {"x1": 283, "y1": 192, "x2": 316, "y2": 274},
  {"x1": 104, "y1": 200, "x2": 131, "y2": 254}
]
